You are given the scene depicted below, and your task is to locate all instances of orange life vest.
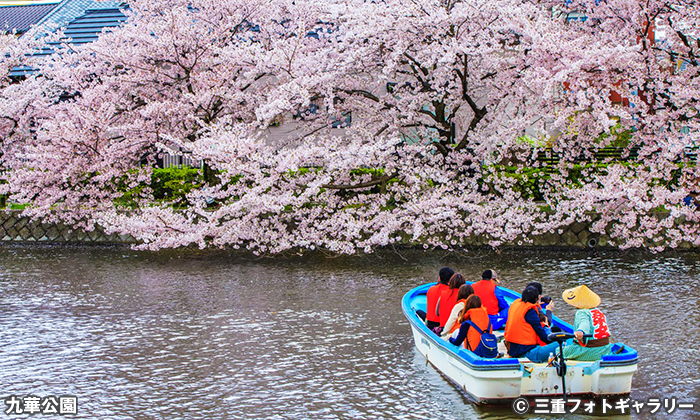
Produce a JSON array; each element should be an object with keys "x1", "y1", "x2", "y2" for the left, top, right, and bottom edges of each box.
[
  {"x1": 439, "y1": 287, "x2": 460, "y2": 327},
  {"x1": 464, "y1": 307, "x2": 491, "y2": 351},
  {"x1": 447, "y1": 299, "x2": 469, "y2": 335},
  {"x1": 504, "y1": 299, "x2": 539, "y2": 345},
  {"x1": 472, "y1": 280, "x2": 499, "y2": 315},
  {"x1": 426, "y1": 283, "x2": 448, "y2": 323}
]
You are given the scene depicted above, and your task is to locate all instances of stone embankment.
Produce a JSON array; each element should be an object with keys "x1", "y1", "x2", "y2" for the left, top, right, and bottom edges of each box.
[
  {"x1": 0, "y1": 210, "x2": 695, "y2": 250},
  {"x1": 0, "y1": 211, "x2": 136, "y2": 244}
]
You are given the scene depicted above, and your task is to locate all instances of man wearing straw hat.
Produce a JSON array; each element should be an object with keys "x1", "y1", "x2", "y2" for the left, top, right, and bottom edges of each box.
[{"x1": 560, "y1": 285, "x2": 614, "y2": 361}]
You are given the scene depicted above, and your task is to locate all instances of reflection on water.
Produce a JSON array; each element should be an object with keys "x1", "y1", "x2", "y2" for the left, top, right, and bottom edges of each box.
[{"x1": 0, "y1": 246, "x2": 698, "y2": 419}]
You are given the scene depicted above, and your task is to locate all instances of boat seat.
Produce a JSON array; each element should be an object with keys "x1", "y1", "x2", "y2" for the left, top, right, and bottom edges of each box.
[
  {"x1": 493, "y1": 330, "x2": 508, "y2": 355},
  {"x1": 502, "y1": 356, "x2": 594, "y2": 368},
  {"x1": 497, "y1": 339, "x2": 508, "y2": 355}
]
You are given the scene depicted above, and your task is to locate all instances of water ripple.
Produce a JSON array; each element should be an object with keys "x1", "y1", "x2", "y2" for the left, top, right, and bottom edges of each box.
[{"x1": 0, "y1": 247, "x2": 698, "y2": 419}]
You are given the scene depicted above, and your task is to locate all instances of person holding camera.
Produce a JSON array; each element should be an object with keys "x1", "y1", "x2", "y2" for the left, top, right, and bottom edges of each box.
[
  {"x1": 503, "y1": 286, "x2": 559, "y2": 362},
  {"x1": 526, "y1": 282, "x2": 559, "y2": 331}
]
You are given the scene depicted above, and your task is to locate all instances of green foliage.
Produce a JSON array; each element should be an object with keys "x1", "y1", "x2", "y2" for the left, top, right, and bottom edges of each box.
[
  {"x1": 342, "y1": 203, "x2": 367, "y2": 210},
  {"x1": 6, "y1": 202, "x2": 29, "y2": 210},
  {"x1": 496, "y1": 159, "x2": 689, "y2": 202},
  {"x1": 595, "y1": 124, "x2": 633, "y2": 147},
  {"x1": 350, "y1": 167, "x2": 386, "y2": 176},
  {"x1": 497, "y1": 167, "x2": 547, "y2": 201},
  {"x1": 116, "y1": 166, "x2": 204, "y2": 209},
  {"x1": 380, "y1": 197, "x2": 398, "y2": 211},
  {"x1": 0, "y1": 199, "x2": 28, "y2": 210},
  {"x1": 0, "y1": 178, "x2": 6, "y2": 208},
  {"x1": 516, "y1": 135, "x2": 547, "y2": 147},
  {"x1": 283, "y1": 166, "x2": 326, "y2": 180},
  {"x1": 151, "y1": 167, "x2": 204, "y2": 204},
  {"x1": 490, "y1": 164, "x2": 611, "y2": 201},
  {"x1": 653, "y1": 163, "x2": 685, "y2": 189},
  {"x1": 284, "y1": 167, "x2": 312, "y2": 178},
  {"x1": 115, "y1": 176, "x2": 146, "y2": 209}
]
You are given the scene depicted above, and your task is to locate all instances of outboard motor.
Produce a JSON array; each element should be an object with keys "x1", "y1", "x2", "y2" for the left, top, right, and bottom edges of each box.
[{"x1": 547, "y1": 332, "x2": 593, "y2": 402}]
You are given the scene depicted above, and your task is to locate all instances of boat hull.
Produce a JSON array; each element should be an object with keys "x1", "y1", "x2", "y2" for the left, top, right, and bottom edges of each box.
[{"x1": 403, "y1": 284, "x2": 638, "y2": 404}]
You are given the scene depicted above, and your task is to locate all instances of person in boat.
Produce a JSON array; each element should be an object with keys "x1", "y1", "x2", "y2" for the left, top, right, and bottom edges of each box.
[
  {"x1": 417, "y1": 267, "x2": 454, "y2": 330},
  {"x1": 504, "y1": 286, "x2": 559, "y2": 362},
  {"x1": 527, "y1": 281, "x2": 559, "y2": 332},
  {"x1": 560, "y1": 285, "x2": 614, "y2": 361},
  {"x1": 538, "y1": 311, "x2": 553, "y2": 337},
  {"x1": 438, "y1": 273, "x2": 466, "y2": 329},
  {"x1": 472, "y1": 269, "x2": 509, "y2": 329},
  {"x1": 448, "y1": 295, "x2": 493, "y2": 355},
  {"x1": 441, "y1": 284, "x2": 475, "y2": 338},
  {"x1": 527, "y1": 282, "x2": 544, "y2": 308}
]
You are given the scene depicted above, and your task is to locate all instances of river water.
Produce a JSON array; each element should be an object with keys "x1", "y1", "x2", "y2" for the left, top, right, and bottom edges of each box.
[{"x1": 0, "y1": 246, "x2": 698, "y2": 419}]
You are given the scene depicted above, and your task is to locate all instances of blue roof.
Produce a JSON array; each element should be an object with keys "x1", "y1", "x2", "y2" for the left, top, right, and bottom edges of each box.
[
  {"x1": 9, "y1": 5, "x2": 126, "y2": 77},
  {"x1": 60, "y1": 7, "x2": 126, "y2": 45},
  {"x1": 0, "y1": 3, "x2": 59, "y2": 34},
  {"x1": 35, "y1": 0, "x2": 122, "y2": 33}
]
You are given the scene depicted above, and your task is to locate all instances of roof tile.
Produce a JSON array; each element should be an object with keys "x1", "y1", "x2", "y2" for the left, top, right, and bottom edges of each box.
[{"x1": 0, "y1": 3, "x2": 58, "y2": 34}]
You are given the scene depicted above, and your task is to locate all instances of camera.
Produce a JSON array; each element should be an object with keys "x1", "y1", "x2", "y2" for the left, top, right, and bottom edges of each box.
[{"x1": 540, "y1": 295, "x2": 552, "y2": 305}]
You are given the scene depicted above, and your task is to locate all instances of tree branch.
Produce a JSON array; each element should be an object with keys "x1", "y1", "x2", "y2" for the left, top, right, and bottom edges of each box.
[{"x1": 322, "y1": 170, "x2": 399, "y2": 190}]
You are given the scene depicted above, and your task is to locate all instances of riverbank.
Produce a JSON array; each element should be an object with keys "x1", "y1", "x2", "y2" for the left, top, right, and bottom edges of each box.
[{"x1": 1, "y1": 209, "x2": 697, "y2": 251}]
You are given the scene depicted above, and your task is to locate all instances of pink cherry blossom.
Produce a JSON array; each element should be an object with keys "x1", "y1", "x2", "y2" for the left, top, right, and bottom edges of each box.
[{"x1": 1, "y1": 0, "x2": 699, "y2": 253}]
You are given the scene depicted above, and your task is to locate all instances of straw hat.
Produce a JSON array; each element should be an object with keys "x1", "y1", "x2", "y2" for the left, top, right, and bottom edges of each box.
[{"x1": 562, "y1": 285, "x2": 601, "y2": 309}]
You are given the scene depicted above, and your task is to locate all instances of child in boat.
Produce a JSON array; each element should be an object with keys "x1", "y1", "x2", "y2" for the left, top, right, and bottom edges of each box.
[
  {"x1": 560, "y1": 285, "x2": 614, "y2": 361},
  {"x1": 448, "y1": 295, "x2": 492, "y2": 354},
  {"x1": 538, "y1": 311, "x2": 553, "y2": 338},
  {"x1": 441, "y1": 284, "x2": 475, "y2": 338}
]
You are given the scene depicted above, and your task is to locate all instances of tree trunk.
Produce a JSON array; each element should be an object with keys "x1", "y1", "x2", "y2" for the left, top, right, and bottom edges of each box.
[{"x1": 202, "y1": 162, "x2": 220, "y2": 186}]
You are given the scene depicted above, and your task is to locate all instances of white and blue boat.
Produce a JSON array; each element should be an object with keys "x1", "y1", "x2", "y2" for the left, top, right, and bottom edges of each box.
[{"x1": 402, "y1": 283, "x2": 638, "y2": 404}]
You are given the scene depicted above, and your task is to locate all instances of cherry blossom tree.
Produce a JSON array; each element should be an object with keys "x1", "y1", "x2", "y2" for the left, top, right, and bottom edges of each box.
[{"x1": 1, "y1": 0, "x2": 699, "y2": 253}]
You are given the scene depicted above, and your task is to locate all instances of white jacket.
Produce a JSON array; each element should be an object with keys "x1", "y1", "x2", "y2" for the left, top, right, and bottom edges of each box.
[{"x1": 441, "y1": 301, "x2": 466, "y2": 338}]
